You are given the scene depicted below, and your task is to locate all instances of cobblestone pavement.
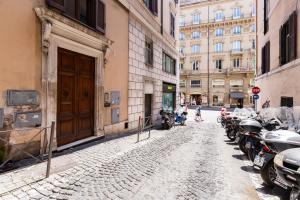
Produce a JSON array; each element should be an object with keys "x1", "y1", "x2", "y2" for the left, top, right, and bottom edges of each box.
[{"x1": 0, "y1": 110, "x2": 266, "y2": 200}]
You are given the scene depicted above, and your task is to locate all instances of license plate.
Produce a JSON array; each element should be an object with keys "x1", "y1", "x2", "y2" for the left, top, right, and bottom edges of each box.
[
  {"x1": 245, "y1": 142, "x2": 251, "y2": 149},
  {"x1": 235, "y1": 136, "x2": 240, "y2": 143},
  {"x1": 254, "y1": 155, "x2": 264, "y2": 167},
  {"x1": 275, "y1": 176, "x2": 288, "y2": 189}
]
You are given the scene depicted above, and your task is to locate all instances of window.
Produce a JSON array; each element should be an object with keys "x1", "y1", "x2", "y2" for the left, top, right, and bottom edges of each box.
[
  {"x1": 232, "y1": 58, "x2": 240, "y2": 68},
  {"x1": 46, "y1": 0, "x2": 106, "y2": 33},
  {"x1": 252, "y1": 4, "x2": 256, "y2": 16},
  {"x1": 251, "y1": 39, "x2": 256, "y2": 49},
  {"x1": 191, "y1": 80, "x2": 201, "y2": 88},
  {"x1": 261, "y1": 41, "x2": 270, "y2": 74},
  {"x1": 281, "y1": 97, "x2": 294, "y2": 107},
  {"x1": 191, "y1": 45, "x2": 200, "y2": 54},
  {"x1": 191, "y1": 31, "x2": 200, "y2": 39},
  {"x1": 233, "y1": 26, "x2": 241, "y2": 34},
  {"x1": 250, "y1": 24, "x2": 256, "y2": 33},
  {"x1": 144, "y1": 0, "x2": 158, "y2": 15},
  {"x1": 280, "y1": 11, "x2": 297, "y2": 66},
  {"x1": 212, "y1": 79, "x2": 225, "y2": 88},
  {"x1": 230, "y1": 79, "x2": 243, "y2": 87},
  {"x1": 215, "y1": 59, "x2": 222, "y2": 70},
  {"x1": 215, "y1": 28, "x2": 223, "y2": 36},
  {"x1": 215, "y1": 43, "x2": 223, "y2": 52},
  {"x1": 215, "y1": 11, "x2": 224, "y2": 21},
  {"x1": 233, "y1": 7, "x2": 241, "y2": 19},
  {"x1": 179, "y1": 32, "x2": 185, "y2": 40},
  {"x1": 179, "y1": 62, "x2": 184, "y2": 70},
  {"x1": 170, "y1": 13, "x2": 175, "y2": 37},
  {"x1": 163, "y1": 52, "x2": 176, "y2": 75},
  {"x1": 179, "y1": 47, "x2": 184, "y2": 54},
  {"x1": 145, "y1": 38, "x2": 153, "y2": 66},
  {"x1": 264, "y1": 0, "x2": 270, "y2": 34},
  {"x1": 192, "y1": 60, "x2": 200, "y2": 70},
  {"x1": 192, "y1": 13, "x2": 200, "y2": 24},
  {"x1": 232, "y1": 41, "x2": 241, "y2": 51},
  {"x1": 180, "y1": 80, "x2": 186, "y2": 87},
  {"x1": 180, "y1": 16, "x2": 185, "y2": 26}
]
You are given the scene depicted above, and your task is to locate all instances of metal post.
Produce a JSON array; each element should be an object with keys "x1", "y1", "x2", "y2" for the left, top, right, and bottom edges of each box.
[
  {"x1": 137, "y1": 116, "x2": 141, "y2": 142},
  {"x1": 46, "y1": 121, "x2": 55, "y2": 178}
]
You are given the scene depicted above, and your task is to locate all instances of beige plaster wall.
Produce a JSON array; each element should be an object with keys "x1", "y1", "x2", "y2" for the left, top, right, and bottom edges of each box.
[
  {"x1": 0, "y1": 0, "x2": 43, "y2": 107},
  {"x1": 103, "y1": 0, "x2": 129, "y2": 127},
  {"x1": 256, "y1": 0, "x2": 300, "y2": 108}
]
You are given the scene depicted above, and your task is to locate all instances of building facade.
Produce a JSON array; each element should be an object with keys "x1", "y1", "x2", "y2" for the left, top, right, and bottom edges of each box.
[
  {"x1": 256, "y1": 0, "x2": 300, "y2": 108},
  {"x1": 126, "y1": 0, "x2": 180, "y2": 129},
  {"x1": 179, "y1": 0, "x2": 256, "y2": 108},
  {"x1": 0, "y1": 0, "x2": 179, "y2": 161}
]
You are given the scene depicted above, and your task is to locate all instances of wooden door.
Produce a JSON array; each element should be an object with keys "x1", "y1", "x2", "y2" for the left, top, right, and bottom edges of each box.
[{"x1": 57, "y1": 48, "x2": 95, "y2": 147}]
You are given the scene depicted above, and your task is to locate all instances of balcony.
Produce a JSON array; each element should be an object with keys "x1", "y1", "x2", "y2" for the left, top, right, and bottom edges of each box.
[
  {"x1": 180, "y1": 13, "x2": 254, "y2": 28},
  {"x1": 190, "y1": 84, "x2": 202, "y2": 88},
  {"x1": 229, "y1": 66, "x2": 254, "y2": 73},
  {"x1": 180, "y1": 69, "x2": 202, "y2": 75},
  {"x1": 230, "y1": 49, "x2": 243, "y2": 55}
]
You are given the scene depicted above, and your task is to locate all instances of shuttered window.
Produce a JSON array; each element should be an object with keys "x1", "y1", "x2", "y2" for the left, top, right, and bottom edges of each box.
[
  {"x1": 46, "y1": 0, "x2": 106, "y2": 34},
  {"x1": 280, "y1": 11, "x2": 297, "y2": 66},
  {"x1": 145, "y1": 38, "x2": 154, "y2": 66},
  {"x1": 170, "y1": 13, "x2": 175, "y2": 37},
  {"x1": 144, "y1": 0, "x2": 158, "y2": 16},
  {"x1": 261, "y1": 41, "x2": 270, "y2": 74},
  {"x1": 281, "y1": 97, "x2": 294, "y2": 107},
  {"x1": 263, "y1": 0, "x2": 269, "y2": 34}
]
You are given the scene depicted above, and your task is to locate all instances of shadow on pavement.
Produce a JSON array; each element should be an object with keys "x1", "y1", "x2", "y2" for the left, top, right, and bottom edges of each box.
[
  {"x1": 240, "y1": 165, "x2": 260, "y2": 174},
  {"x1": 232, "y1": 154, "x2": 247, "y2": 160}
]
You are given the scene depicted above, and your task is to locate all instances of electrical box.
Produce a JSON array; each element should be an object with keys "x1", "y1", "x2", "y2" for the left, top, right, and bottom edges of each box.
[
  {"x1": 7, "y1": 90, "x2": 39, "y2": 106},
  {"x1": 0, "y1": 108, "x2": 3, "y2": 129},
  {"x1": 15, "y1": 111, "x2": 42, "y2": 128},
  {"x1": 112, "y1": 108, "x2": 120, "y2": 124},
  {"x1": 111, "y1": 91, "x2": 120, "y2": 105}
]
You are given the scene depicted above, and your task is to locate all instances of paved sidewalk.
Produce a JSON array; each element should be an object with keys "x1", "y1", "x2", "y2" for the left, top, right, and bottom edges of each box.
[{"x1": 0, "y1": 110, "x2": 262, "y2": 200}]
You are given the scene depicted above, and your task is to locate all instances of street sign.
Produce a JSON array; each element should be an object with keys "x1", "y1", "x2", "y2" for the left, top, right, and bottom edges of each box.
[
  {"x1": 253, "y1": 94, "x2": 259, "y2": 100},
  {"x1": 252, "y1": 87, "x2": 261, "y2": 94}
]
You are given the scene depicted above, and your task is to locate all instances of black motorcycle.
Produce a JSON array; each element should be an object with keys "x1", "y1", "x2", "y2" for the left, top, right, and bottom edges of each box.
[{"x1": 159, "y1": 110, "x2": 174, "y2": 130}]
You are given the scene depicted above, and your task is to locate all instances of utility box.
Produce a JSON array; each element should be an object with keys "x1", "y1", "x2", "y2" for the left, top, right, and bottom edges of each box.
[
  {"x1": 15, "y1": 111, "x2": 42, "y2": 128},
  {"x1": 7, "y1": 90, "x2": 39, "y2": 106},
  {"x1": 111, "y1": 91, "x2": 120, "y2": 105},
  {"x1": 0, "y1": 108, "x2": 3, "y2": 129},
  {"x1": 111, "y1": 108, "x2": 120, "y2": 124}
]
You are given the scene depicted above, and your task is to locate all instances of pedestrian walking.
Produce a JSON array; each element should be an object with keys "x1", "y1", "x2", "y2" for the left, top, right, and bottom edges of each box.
[{"x1": 195, "y1": 105, "x2": 204, "y2": 122}]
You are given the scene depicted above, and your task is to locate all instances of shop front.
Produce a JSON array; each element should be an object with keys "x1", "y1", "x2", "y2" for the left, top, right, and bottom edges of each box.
[
  {"x1": 230, "y1": 92, "x2": 245, "y2": 108},
  {"x1": 162, "y1": 82, "x2": 176, "y2": 111}
]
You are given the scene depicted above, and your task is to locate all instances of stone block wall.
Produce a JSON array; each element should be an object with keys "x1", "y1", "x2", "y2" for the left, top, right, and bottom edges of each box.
[{"x1": 128, "y1": 16, "x2": 179, "y2": 130}]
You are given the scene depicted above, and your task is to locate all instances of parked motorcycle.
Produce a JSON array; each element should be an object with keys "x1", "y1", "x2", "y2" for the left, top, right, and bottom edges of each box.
[
  {"x1": 274, "y1": 148, "x2": 300, "y2": 200},
  {"x1": 159, "y1": 110, "x2": 174, "y2": 130},
  {"x1": 255, "y1": 130, "x2": 300, "y2": 188},
  {"x1": 174, "y1": 111, "x2": 188, "y2": 125}
]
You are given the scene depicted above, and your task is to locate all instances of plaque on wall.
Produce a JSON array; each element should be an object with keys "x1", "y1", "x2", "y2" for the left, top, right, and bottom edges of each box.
[
  {"x1": 7, "y1": 90, "x2": 39, "y2": 106},
  {"x1": 15, "y1": 111, "x2": 42, "y2": 128}
]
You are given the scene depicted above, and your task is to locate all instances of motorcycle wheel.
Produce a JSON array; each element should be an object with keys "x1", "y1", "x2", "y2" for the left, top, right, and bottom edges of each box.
[
  {"x1": 247, "y1": 147, "x2": 256, "y2": 162},
  {"x1": 226, "y1": 129, "x2": 236, "y2": 141},
  {"x1": 239, "y1": 137, "x2": 247, "y2": 154},
  {"x1": 290, "y1": 188, "x2": 300, "y2": 200},
  {"x1": 261, "y1": 160, "x2": 276, "y2": 188},
  {"x1": 163, "y1": 123, "x2": 170, "y2": 130}
]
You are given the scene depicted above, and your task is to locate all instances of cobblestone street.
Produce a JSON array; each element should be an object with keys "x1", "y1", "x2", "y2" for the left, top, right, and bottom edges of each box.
[{"x1": 0, "y1": 110, "x2": 270, "y2": 200}]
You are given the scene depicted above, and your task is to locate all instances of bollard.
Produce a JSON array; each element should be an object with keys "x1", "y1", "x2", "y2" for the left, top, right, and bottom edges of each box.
[
  {"x1": 137, "y1": 116, "x2": 141, "y2": 142},
  {"x1": 46, "y1": 121, "x2": 55, "y2": 178}
]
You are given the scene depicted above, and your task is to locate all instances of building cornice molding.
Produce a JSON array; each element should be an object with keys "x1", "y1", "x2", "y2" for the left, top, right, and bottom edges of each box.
[{"x1": 255, "y1": 58, "x2": 300, "y2": 81}]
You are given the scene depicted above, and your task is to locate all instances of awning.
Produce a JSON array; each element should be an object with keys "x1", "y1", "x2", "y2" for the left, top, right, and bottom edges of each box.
[{"x1": 230, "y1": 92, "x2": 245, "y2": 99}]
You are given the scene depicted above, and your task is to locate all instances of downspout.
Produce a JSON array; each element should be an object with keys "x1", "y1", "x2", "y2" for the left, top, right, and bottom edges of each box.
[{"x1": 161, "y1": 0, "x2": 163, "y2": 35}]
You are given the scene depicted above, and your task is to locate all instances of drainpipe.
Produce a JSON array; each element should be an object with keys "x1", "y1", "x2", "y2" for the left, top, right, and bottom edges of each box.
[
  {"x1": 207, "y1": 2, "x2": 210, "y2": 107},
  {"x1": 161, "y1": 0, "x2": 163, "y2": 34}
]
